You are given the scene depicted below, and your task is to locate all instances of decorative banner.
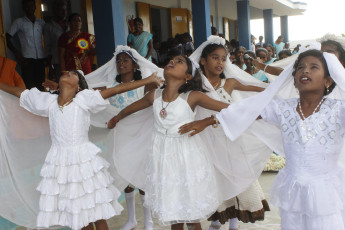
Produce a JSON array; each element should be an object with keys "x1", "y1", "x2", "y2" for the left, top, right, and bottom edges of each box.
[{"x1": 77, "y1": 38, "x2": 89, "y2": 54}]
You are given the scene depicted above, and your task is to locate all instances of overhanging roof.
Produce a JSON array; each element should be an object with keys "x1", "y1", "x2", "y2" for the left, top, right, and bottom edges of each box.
[{"x1": 248, "y1": 0, "x2": 307, "y2": 19}]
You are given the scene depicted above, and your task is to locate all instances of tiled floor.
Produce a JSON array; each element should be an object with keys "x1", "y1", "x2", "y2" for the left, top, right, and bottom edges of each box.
[{"x1": 107, "y1": 172, "x2": 280, "y2": 230}]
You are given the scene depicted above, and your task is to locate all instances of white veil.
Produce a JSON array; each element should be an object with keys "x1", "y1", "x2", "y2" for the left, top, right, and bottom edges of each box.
[
  {"x1": 85, "y1": 45, "x2": 163, "y2": 127},
  {"x1": 86, "y1": 45, "x2": 163, "y2": 89},
  {"x1": 217, "y1": 46, "x2": 345, "y2": 157},
  {"x1": 188, "y1": 35, "x2": 274, "y2": 200},
  {"x1": 0, "y1": 45, "x2": 163, "y2": 228}
]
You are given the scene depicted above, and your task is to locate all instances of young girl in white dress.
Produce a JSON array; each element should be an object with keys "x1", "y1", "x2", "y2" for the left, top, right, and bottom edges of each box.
[
  {"x1": 86, "y1": 46, "x2": 158, "y2": 230},
  {"x1": 187, "y1": 36, "x2": 270, "y2": 230},
  {"x1": 216, "y1": 49, "x2": 345, "y2": 230},
  {"x1": 0, "y1": 70, "x2": 163, "y2": 230},
  {"x1": 107, "y1": 55, "x2": 230, "y2": 230}
]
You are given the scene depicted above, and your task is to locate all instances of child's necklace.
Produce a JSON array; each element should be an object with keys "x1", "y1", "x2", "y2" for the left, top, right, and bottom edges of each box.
[
  {"x1": 213, "y1": 78, "x2": 221, "y2": 90},
  {"x1": 160, "y1": 91, "x2": 177, "y2": 119},
  {"x1": 160, "y1": 101, "x2": 171, "y2": 119},
  {"x1": 298, "y1": 96, "x2": 325, "y2": 120},
  {"x1": 58, "y1": 99, "x2": 73, "y2": 113}
]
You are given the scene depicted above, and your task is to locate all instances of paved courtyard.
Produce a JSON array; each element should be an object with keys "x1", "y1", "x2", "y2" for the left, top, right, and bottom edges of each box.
[
  {"x1": 9, "y1": 172, "x2": 280, "y2": 230},
  {"x1": 107, "y1": 172, "x2": 280, "y2": 230}
]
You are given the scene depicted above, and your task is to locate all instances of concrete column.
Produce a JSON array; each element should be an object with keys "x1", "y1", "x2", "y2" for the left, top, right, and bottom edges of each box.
[
  {"x1": 263, "y1": 9, "x2": 274, "y2": 45},
  {"x1": 191, "y1": 0, "x2": 211, "y2": 48},
  {"x1": 236, "y1": 0, "x2": 251, "y2": 50},
  {"x1": 92, "y1": 0, "x2": 126, "y2": 66},
  {"x1": 280, "y1": 15, "x2": 289, "y2": 42}
]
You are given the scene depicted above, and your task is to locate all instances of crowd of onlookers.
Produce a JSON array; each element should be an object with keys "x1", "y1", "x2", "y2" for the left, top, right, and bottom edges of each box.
[
  {"x1": 0, "y1": 0, "x2": 302, "y2": 91},
  {"x1": 2, "y1": 0, "x2": 95, "y2": 91}
]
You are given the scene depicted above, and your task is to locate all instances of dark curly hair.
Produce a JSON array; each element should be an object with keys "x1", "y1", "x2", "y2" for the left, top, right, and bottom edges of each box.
[
  {"x1": 292, "y1": 49, "x2": 334, "y2": 95},
  {"x1": 199, "y1": 43, "x2": 227, "y2": 79},
  {"x1": 321, "y1": 40, "x2": 345, "y2": 68},
  {"x1": 68, "y1": 13, "x2": 81, "y2": 22},
  {"x1": 54, "y1": 70, "x2": 88, "y2": 94},
  {"x1": 134, "y1": 17, "x2": 143, "y2": 25},
  {"x1": 178, "y1": 55, "x2": 207, "y2": 93},
  {"x1": 162, "y1": 55, "x2": 207, "y2": 93},
  {"x1": 115, "y1": 51, "x2": 142, "y2": 83}
]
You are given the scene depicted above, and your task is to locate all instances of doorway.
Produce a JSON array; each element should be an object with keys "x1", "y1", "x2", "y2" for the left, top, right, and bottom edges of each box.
[
  {"x1": 150, "y1": 6, "x2": 170, "y2": 43},
  {"x1": 0, "y1": 0, "x2": 6, "y2": 57}
]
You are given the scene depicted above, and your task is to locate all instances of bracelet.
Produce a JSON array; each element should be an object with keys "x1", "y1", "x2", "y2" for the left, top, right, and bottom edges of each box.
[
  {"x1": 263, "y1": 64, "x2": 268, "y2": 72},
  {"x1": 211, "y1": 114, "x2": 219, "y2": 128}
]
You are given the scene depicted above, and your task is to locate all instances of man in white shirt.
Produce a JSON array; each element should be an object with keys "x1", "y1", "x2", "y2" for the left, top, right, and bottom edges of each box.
[
  {"x1": 251, "y1": 34, "x2": 256, "y2": 52},
  {"x1": 44, "y1": 0, "x2": 69, "y2": 81},
  {"x1": 6, "y1": 0, "x2": 46, "y2": 90},
  {"x1": 256, "y1": 36, "x2": 264, "y2": 47}
]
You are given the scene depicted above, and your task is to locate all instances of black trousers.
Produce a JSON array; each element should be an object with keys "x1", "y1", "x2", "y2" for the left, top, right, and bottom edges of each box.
[{"x1": 21, "y1": 58, "x2": 45, "y2": 91}]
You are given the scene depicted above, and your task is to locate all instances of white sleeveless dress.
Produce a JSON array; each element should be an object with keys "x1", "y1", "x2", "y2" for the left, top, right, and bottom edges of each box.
[
  {"x1": 144, "y1": 89, "x2": 221, "y2": 225},
  {"x1": 20, "y1": 88, "x2": 123, "y2": 230},
  {"x1": 208, "y1": 79, "x2": 269, "y2": 223}
]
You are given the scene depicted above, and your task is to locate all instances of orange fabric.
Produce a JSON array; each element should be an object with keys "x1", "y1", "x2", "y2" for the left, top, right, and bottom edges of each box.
[{"x1": 0, "y1": 56, "x2": 26, "y2": 89}]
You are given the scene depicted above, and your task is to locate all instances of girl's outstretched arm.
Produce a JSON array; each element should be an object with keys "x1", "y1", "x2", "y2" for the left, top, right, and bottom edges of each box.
[
  {"x1": 107, "y1": 89, "x2": 155, "y2": 129},
  {"x1": 180, "y1": 93, "x2": 263, "y2": 136},
  {"x1": 252, "y1": 59, "x2": 283, "y2": 75},
  {"x1": 189, "y1": 91, "x2": 229, "y2": 112},
  {"x1": 0, "y1": 82, "x2": 25, "y2": 98},
  {"x1": 100, "y1": 72, "x2": 164, "y2": 99},
  {"x1": 180, "y1": 114, "x2": 263, "y2": 136},
  {"x1": 225, "y1": 78, "x2": 264, "y2": 94},
  {"x1": 178, "y1": 92, "x2": 228, "y2": 136},
  {"x1": 179, "y1": 115, "x2": 217, "y2": 136}
]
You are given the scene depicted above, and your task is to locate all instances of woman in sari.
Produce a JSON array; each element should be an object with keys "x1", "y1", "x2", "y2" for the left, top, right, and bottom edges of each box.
[
  {"x1": 127, "y1": 18, "x2": 153, "y2": 61},
  {"x1": 58, "y1": 13, "x2": 96, "y2": 75},
  {"x1": 273, "y1": 35, "x2": 285, "y2": 57}
]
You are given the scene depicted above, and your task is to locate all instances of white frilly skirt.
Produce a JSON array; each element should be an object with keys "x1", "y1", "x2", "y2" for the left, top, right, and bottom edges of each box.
[
  {"x1": 144, "y1": 131, "x2": 221, "y2": 225},
  {"x1": 271, "y1": 167, "x2": 345, "y2": 230},
  {"x1": 36, "y1": 142, "x2": 123, "y2": 230}
]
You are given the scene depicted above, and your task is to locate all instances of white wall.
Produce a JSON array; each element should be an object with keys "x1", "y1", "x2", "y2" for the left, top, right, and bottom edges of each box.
[{"x1": 212, "y1": 0, "x2": 237, "y2": 35}]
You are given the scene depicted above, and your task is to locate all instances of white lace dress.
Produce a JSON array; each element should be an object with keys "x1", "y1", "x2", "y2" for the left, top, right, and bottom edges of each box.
[
  {"x1": 208, "y1": 79, "x2": 270, "y2": 224},
  {"x1": 144, "y1": 89, "x2": 221, "y2": 225},
  {"x1": 261, "y1": 97, "x2": 345, "y2": 230},
  {"x1": 20, "y1": 88, "x2": 123, "y2": 230},
  {"x1": 107, "y1": 82, "x2": 144, "y2": 109}
]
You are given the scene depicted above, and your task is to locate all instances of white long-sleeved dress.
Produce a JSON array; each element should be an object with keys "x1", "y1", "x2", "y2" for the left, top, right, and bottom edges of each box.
[{"x1": 20, "y1": 88, "x2": 123, "y2": 230}]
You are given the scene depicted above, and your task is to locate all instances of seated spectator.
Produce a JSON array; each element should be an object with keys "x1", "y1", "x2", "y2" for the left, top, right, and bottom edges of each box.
[
  {"x1": 292, "y1": 44, "x2": 301, "y2": 54},
  {"x1": 263, "y1": 44, "x2": 276, "y2": 64},
  {"x1": 256, "y1": 48, "x2": 268, "y2": 63},
  {"x1": 278, "y1": 49, "x2": 292, "y2": 60},
  {"x1": 182, "y1": 33, "x2": 194, "y2": 56},
  {"x1": 244, "y1": 51, "x2": 269, "y2": 83},
  {"x1": 151, "y1": 40, "x2": 160, "y2": 65},
  {"x1": 211, "y1": 26, "x2": 218, "y2": 36},
  {"x1": 229, "y1": 39, "x2": 238, "y2": 53},
  {"x1": 233, "y1": 46, "x2": 246, "y2": 70}
]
